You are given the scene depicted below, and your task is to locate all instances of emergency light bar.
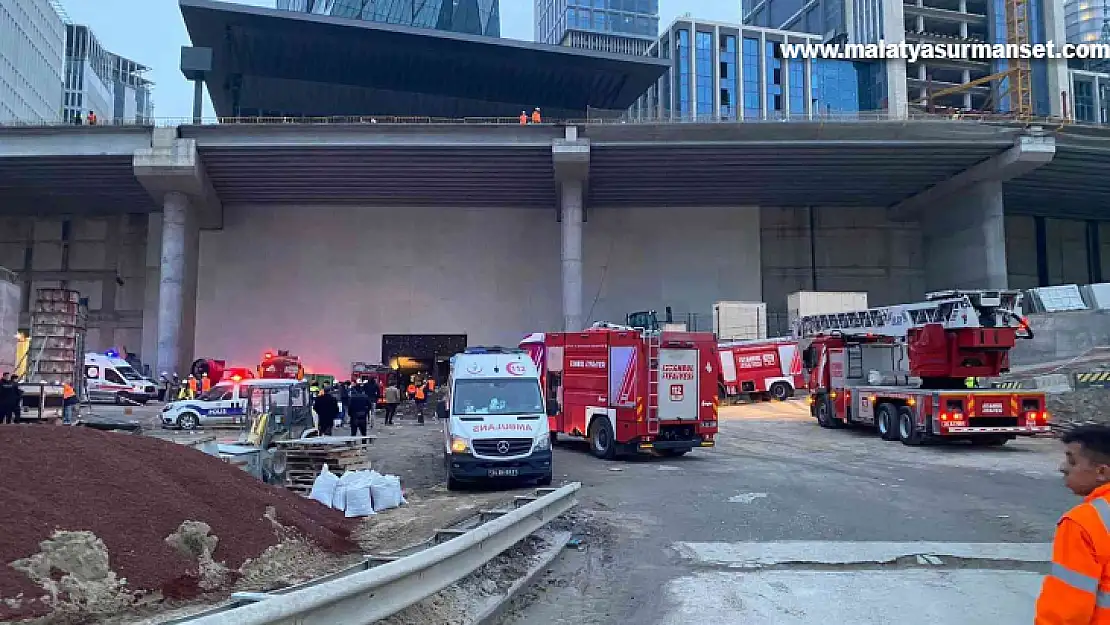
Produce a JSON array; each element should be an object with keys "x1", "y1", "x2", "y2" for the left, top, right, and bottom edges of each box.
[{"x1": 463, "y1": 346, "x2": 525, "y2": 355}]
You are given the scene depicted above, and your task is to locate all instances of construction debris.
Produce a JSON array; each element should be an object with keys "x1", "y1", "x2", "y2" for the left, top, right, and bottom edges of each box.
[
  {"x1": 279, "y1": 437, "x2": 371, "y2": 495},
  {"x1": 1048, "y1": 388, "x2": 1110, "y2": 432},
  {"x1": 0, "y1": 426, "x2": 359, "y2": 622}
]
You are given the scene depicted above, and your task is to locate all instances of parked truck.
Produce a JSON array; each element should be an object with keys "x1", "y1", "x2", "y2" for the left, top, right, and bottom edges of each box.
[
  {"x1": 797, "y1": 289, "x2": 1050, "y2": 446},
  {"x1": 520, "y1": 311, "x2": 719, "y2": 459},
  {"x1": 718, "y1": 337, "x2": 803, "y2": 402}
]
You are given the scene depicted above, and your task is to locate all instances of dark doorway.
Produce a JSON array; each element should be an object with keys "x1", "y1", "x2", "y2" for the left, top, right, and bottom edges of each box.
[{"x1": 382, "y1": 334, "x2": 467, "y2": 384}]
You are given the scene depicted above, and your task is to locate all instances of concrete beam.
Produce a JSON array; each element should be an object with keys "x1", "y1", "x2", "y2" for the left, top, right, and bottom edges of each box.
[
  {"x1": 0, "y1": 126, "x2": 153, "y2": 158},
  {"x1": 134, "y1": 128, "x2": 224, "y2": 230},
  {"x1": 177, "y1": 122, "x2": 565, "y2": 148},
  {"x1": 889, "y1": 132, "x2": 1056, "y2": 221}
]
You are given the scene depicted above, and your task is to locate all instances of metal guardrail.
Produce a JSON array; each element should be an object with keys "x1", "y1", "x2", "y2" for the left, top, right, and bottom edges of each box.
[
  {"x1": 0, "y1": 110, "x2": 1085, "y2": 128},
  {"x1": 176, "y1": 483, "x2": 580, "y2": 625}
]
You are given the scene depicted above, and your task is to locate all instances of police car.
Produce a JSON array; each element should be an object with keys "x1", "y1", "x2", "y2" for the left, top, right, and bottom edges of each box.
[{"x1": 161, "y1": 379, "x2": 299, "y2": 430}]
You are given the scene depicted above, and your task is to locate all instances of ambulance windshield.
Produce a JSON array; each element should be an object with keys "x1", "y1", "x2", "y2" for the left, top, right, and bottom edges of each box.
[{"x1": 453, "y1": 379, "x2": 543, "y2": 416}]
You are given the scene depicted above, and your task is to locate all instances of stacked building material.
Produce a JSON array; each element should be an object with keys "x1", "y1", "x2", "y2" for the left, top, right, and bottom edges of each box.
[{"x1": 279, "y1": 437, "x2": 372, "y2": 495}]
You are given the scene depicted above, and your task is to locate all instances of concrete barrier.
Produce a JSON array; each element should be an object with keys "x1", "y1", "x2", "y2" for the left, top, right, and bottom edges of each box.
[{"x1": 1074, "y1": 371, "x2": 1110, "y2": 389}]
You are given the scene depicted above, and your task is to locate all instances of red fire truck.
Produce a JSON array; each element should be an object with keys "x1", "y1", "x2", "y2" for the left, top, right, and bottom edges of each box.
[
  {"x1": 257, "y1": 350, "x2": 305, "y2": 380},
  {"x1": 797, "y1": 289, "x2": 1050, "y2": 446},
  {"x1": 520, "y1": 313, "x2": 719, "y2": 459},
  {"x1": 718, "y1": 338, "x2": 803, "y2": 402}
]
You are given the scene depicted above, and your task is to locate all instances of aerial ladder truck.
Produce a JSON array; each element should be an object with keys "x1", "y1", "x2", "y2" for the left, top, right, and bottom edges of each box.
[{"x1": 794, "y1": 290, "x2": 1051, "y2": 446}]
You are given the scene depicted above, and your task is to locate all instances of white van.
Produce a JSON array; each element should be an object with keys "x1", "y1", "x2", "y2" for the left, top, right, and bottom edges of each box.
[
  {"x1": 84, "y1": 352, "x2": 157, "y2": 404},
  {"x1": 441, "y1": 346, "x2": 553, "y2": 490},
  {"x1": 160, "y1": 378, "x2": 303, "y2": 430}
]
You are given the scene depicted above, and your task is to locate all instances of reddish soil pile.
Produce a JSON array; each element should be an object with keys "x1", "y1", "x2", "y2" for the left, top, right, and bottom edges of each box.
[{"x1": 0, "y1": 426, "x2": 358, "y2": 621}]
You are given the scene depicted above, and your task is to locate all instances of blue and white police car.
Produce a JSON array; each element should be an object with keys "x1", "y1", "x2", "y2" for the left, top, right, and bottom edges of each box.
[{"x1": 161, "y1": 378, "x2": 299, "y2": 430}]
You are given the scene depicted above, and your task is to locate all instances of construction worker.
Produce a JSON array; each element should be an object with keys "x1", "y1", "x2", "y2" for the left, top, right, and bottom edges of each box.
[
  {"x1": 531, "y1": 107, "x2": 541, "y2": 124},
  {"x1": 519, "y1": 111, "x2": 528, "y2": 125},
  {"x1": 201, "y1": 372, "x2": 212, "y2": 394},
  {"x1": 61, "y1": 381, "x2": 77, "y2": 424},
  {"x1": 1035, "y1": 424, "x2": 1110, "y2": 624},
  {"x1": 312, "y1": 387, "x2": 338, "y2": 436},
  {"x1": 413, "y1": 378, "x2": 428, "y2": 425},
  {"x1": 86, "y1": 110, "x2": 97, "y2": 125},
  {"x1": 187, "y1": 374, "x2": 197, "y2": 399},
  {"x1": 964, "y1": 376, "x2": 979, "y2": 389}
]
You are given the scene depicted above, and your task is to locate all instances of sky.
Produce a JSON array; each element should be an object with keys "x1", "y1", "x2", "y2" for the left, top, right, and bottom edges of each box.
[{"x1": 60, "y1": 0, "x2": 740, "y2": 120}]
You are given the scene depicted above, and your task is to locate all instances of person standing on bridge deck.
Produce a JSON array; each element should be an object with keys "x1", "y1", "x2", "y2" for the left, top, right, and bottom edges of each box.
[
  {"x1": 1035, "y1": 424, "x2": 1110, "y2": 624},
  {"x1": 519, "y1": 111, "x2": 528, "y2": 124},
  {"x1": 86, "y1": 110, "x2": 97, "y2": 125},
  {"x1": 531, "y1": 108, "x2": 541, "y2": 124}
]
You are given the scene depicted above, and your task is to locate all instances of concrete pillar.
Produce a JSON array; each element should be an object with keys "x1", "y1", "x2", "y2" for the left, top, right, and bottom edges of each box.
[
  {"x1": 561, "y1": 180, "x2": 584, "y2": 332},
  {"x1": 881, "y1": 0, "x2": 909, "y2": 119},
  {"x1": 552, "y1": 127, "x2": 590, "y2": 333},
  {"x1": 157, "y1": 192, "x2": 189, "y2": 375},
  {"x1": 922, "y1": 180, "x2": 1008, "y2": 290}
]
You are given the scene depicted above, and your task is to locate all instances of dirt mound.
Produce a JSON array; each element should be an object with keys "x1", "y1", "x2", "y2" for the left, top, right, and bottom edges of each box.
[
  {"x1": 0, "y1": 426, "x2": 359, "y2": 621},
  {"x1": 1048, "y1": 388, "x2": 1110, "y2": 432}
]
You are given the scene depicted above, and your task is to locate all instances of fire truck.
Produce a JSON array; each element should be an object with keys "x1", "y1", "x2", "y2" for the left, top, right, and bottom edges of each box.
[
  {"x1": 257, "y1": 350, "x2": 305, "y2": 380},
  {"x1": 796, "y1": 289, "x2": 1050, "y2": 446},
  {"x1": 520, "y1": 311, "x2": 719, "y2": 459},
  {"x1": 718, "y1": 338, "x2": 803, "y2": 402}
]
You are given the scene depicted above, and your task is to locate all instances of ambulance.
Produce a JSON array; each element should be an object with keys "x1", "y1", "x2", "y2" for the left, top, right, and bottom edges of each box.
[
  {"x1": 441, "y1": 346, "x2": 554, "y2": 490},
  {"x1": 84, "y1": 352, "x2": 158, "y2": 404}
]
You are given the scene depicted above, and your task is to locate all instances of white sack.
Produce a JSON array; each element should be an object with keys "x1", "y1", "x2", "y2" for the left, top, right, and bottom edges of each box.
[{"x1": 309, "y1": 464, "x2": 340, "y2": 508}]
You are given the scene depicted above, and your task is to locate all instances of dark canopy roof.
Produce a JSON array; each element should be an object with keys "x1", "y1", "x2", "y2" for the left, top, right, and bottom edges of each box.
[{"x1": 179, "y1": 0, "x2": 670, "y2": 119}]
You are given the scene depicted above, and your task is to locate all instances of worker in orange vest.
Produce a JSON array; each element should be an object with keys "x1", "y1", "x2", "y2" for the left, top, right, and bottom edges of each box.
[
  {"x1": 519, "y1": 111, "x2": 528, "y2": 124},
  {"x1": 413, "y1": 378, "x2": 427, "y2": 425},
  {"x1": 61, "y1": 382, "x2": 78, "y2": 424},
  {"x1": 201, "y1": 373, "x2": 212, "y2": 394},
  {"x1": 1036, "y1": 424, "x2": 1110, "y2": 624},
  {"x1": 187, "y1": 374, "x2": 198, "y2": 399},
  {"x1": 531, "y1": 108, "x2": 541, "y2": 124},
  {"x1": 86, "y1": 110, "x2": 97, "y2": 125}
]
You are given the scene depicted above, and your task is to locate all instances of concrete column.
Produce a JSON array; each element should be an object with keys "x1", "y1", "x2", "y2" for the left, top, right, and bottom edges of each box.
[
  {"x1": 922, "y1": 180, "x2": 1007, "y2": 290},
  {"x1": 157, "y1": 192, "x2": 189, "y2": 375},
  {"x1": 881, "y1": 0, "x2": 909, "y2": 119},
  {"x1": 561, "y1": 180, "x2": 584, "y2": 332}
]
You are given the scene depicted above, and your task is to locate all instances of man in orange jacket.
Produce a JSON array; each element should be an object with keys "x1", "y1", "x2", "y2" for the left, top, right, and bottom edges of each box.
[{"x1": 1036, "y1": 424, "x2": 1110, "y2": 624}]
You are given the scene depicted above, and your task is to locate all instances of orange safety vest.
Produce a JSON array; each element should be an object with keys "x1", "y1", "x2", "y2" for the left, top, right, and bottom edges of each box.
[
  {"x1": 531, "y1": 111, "x2": 541, "y2": 123},
  {"x1": 519, "y1": 113, "x2": 528, "y2": 124},
  {"x1": 427, "y1": 379, "x2": 435, "y2": 391},
  {"x1": 62, "y1": 383, "x2": 75, "y2": 399},
  {"x1": 415, "y1": 385, "x2": 426, "y2": 401},
  {"x1": 87, "y1": 113, "x2": 97, "y2": 125},
  {"x1": 1036, "y1": 481, "x2": 1110, "y2": 624},
  {"x1": 188, "y1": 378, "x2": 197, "y2": 392},
  {"x1": 202, "y1": 377, "x2": 211, "y2": 392},
  {"x1": 407, "y1": 384, "x2": 416, "y2": 397}
]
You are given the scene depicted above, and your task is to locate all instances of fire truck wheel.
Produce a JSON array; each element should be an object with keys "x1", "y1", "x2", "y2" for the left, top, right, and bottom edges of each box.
[
  {"x1": 877, "y1": 404, "x2": 899, "y2": 441},
  {"x1": 816, "y1": 397, "x2": 841, "y2": 429},
  {"x1": 770, "y1": 382, "x2": 791, "y2": 402},
  {"x1": 898, "y1": 408, "x2": 925, "y2": 446},
  {"x1": 589, "y1": 418, "x2": 617, "y2": 460}
]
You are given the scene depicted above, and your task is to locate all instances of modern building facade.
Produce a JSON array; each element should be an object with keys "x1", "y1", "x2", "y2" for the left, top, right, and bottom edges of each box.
[
  {"x1": 0, "y1": 0, "x2": 66, "y2": 123},
  {"x1": 276, "y1": 0, "x2": 500, "y2": 37},
  {"x1": 62, "y1": 24, "x2": 154, "y2": 124},
  {"x1": 632, "y1": 19, "x2": 871, "y2": 121},
  {"x1": 745, "y1": 0, "x2": 1070, "y2": 117},
  {"x1": 1070, "y1": 68, "x2": 1110, "y2": 122},
  {"x1": 536, "y1": 0, "x2": 659, "y2": 55},
  {"x1": 1064, "y1": 0, "x2": 1107, "y2": 44}
]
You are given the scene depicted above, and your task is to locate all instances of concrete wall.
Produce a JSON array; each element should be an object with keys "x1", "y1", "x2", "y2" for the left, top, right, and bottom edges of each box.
[
  {"x1": 0, "y1": 214, "x2": 149, "y2": 366},
  {"x1": 1011, "y1": 309, "x2": 1110, "y2": 367},
  {"x1": 194, "y1": 205, "x2": 762, "y2": 376},
  {"x1": 1007, "y1": 215, "x2": 1110, "y2": 289},
  {"x1": 760, "y1": 207, "x2": 926, "y2": 334}
]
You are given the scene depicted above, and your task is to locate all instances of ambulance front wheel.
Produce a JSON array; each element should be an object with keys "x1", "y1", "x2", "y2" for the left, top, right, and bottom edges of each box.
[{"x1": 589, "y1": 418, "x2": 617, "y2": 460}]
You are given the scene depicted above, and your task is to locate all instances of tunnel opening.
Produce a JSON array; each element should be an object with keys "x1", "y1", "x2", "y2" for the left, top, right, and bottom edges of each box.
[{"x1": 381, "y1": 334, "x2": 467, "y2": 385}]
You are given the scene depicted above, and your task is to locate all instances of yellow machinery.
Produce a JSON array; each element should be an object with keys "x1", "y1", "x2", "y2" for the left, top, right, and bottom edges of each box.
[{"x1": 926, "y1": 0, "x2": 1032, "y2": 118}]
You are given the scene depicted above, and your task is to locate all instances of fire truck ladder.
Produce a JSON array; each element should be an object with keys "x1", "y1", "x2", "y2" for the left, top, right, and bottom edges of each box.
[
  {"x1": 645, "y1": 331, "x2": 661, "y2": 435},
  {"x1": 792, "y1": 291, "x2": 1025, "y2": 339}
]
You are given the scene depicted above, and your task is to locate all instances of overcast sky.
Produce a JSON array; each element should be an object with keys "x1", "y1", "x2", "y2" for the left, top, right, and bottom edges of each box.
[{"x1": 60, "y1": 0, "x2": 740, "y2": 120}]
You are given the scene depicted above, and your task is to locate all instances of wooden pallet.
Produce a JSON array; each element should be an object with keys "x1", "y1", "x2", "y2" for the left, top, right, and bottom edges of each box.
[{"x1": 281, "y1": 438, "x2": 372, "y2": 493}]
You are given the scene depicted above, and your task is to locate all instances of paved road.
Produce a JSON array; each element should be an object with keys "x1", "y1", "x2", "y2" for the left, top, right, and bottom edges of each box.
[{"x1": 500, "y1": 400, "x2": 1074, "y2": 624}]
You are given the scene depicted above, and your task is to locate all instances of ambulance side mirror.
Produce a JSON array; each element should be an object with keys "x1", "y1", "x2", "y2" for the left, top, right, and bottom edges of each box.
[{"x1": 546, "y1": 400, "x2": 559, "y2": 417}]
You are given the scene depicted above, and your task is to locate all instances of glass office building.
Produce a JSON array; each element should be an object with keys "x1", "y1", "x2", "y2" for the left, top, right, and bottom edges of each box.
[
  {"x1": 0, "y1": 0, "x2": 66, "y2": 123},
  {"x1": 62, "y1": 24, "x2": 154, "y2": 124},
  {"x1": 535, "y1": 0, "x2": 659, "y2": 55},
  {"x1": 632, "y1": 18, "x2": 865, "y2": 121},
  {"x1": 276, "y1": 0, "x2": 500, "y2": 37}
]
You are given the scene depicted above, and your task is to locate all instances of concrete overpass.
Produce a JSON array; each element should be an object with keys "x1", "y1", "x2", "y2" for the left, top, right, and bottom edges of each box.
[{"x1": 0, "y1": 120, "x2": 1107, "y2": 377}]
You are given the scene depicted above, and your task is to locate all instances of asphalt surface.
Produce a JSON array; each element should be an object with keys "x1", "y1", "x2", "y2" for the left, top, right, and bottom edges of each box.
[{"x1": 499, "y1": 400, "x2": 1075, "y2": 624}]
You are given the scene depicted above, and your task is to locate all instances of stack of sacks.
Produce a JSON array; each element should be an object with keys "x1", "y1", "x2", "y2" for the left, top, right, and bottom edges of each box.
[{"x1": 308, "y1": 464, "x2": 406, "y2": 518}]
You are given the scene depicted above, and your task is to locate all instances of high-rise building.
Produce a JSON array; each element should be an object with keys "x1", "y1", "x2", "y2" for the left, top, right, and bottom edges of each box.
[
  {"x1": 632, "y1": 18, "x2": 869, "y2": 121},
  {"x1": 62, "y1": 24, "x2": 153, "y2": 124},
  {"x1": 535, "y1": 0, "x2": 659, "y2": 55},
  {"x1": 0, "y1": 0, "x2": 66, "y2": 123},
  {"x1": 1064, "y1": 0, "x2": 1107, "y2": 44},
  {"x1": 745, "y1": 0, "x2": 1070, "y2": 118},
  {"x1": 276, "y1": 0, "x2": 500, "y2": 37}
]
